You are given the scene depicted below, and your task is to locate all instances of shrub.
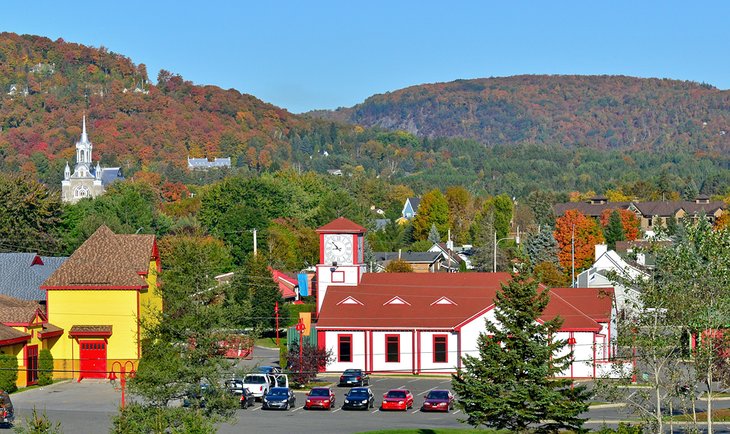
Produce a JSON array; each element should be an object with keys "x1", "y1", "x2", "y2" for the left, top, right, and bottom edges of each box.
[
  {"x1": 38, "y1": 349, "x2": 53, "y2": 386},
  {"x1": 286, "y1": 343, "x2": 333, "y2": 387},
  {"x1": 13, "y1": 407, "x2": 62, "y2": 433},
  {"x1": 0, "y1": 353, "x2": 18, "y2": 393}
]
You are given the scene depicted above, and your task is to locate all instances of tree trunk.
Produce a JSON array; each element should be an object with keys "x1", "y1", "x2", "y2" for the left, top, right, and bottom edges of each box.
[
  {"x1": 655, "y1": 373, "x2": 663, "y2": 434},
  {"x1": 706, "y1": 370, "x2": 713, "y2": 434}
]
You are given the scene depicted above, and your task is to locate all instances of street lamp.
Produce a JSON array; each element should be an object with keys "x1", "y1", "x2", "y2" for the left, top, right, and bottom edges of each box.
[
  {"x1": 493, "y1": 227, "x2": 520, "y2": 273},
  {"x1": 274, "y1": 301, "x2": 280, "y2": 347},
  {"x1": 108, "y1": 360, "x2": 136, "y2": 409},
  {"x1": 295, "y1": 318, "x2": 306, "y2": 377}
]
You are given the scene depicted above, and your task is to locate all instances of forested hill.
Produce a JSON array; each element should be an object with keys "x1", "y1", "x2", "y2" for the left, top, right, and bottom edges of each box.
[
  {"x1": 0, "y1": 32, "x2": 312, "y2": 182},
  {"x1": 312, "y1": 75, "x2": 730, "y2": 153}
]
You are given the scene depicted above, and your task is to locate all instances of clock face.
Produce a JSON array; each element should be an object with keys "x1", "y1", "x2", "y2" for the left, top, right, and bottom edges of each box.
[{"x1": 324, "y1": 234, "x2": 354, "y2": 265}]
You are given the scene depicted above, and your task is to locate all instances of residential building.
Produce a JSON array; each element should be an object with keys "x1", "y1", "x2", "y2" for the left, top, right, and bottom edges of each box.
[
  {"x1": 575, "y1": 244, "x2": 647, "y2": 312},
  {"x1": 187, "y1": 156, "x2": 231, "y2": 170},
  {"x1": 397, "y1": 197, "x2": 420, "y2": 223},
  {"x1": 0, "y1": 253, "x2": 67, "y2": 301},
  {"x1": 61, "y1": 116, "x2": 124, "y2": 203},
  {"x1": 40, "y1": 226, "x2": 161, "y2": 380}
]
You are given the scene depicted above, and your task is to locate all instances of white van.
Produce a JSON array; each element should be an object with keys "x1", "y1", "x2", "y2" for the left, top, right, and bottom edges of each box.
[{"x1": 242, "y1": 373, "x2": 288, "y2": 399}]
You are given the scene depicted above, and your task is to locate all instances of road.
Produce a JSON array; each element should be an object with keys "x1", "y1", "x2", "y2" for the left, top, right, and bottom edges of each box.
[{"x1": 8, "y1": 346, "x2": 730, "y2": 433}]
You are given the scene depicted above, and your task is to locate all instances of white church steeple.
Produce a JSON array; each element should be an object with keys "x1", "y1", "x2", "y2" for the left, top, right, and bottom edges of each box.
[{"x1": 74, "y1": 115, "x2": 93, "y2": 177}]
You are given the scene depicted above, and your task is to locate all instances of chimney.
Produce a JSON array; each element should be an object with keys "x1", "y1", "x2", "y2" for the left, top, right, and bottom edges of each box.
[
  {"x1": 595, "y1": 244, "x2": 607, "y2": 261},
  {"x1": 446, "y1": 229, "x2": 454, "y2": 250},
  {"x1": 636, "y1": 253, "x2": 646, "y2": 266}
]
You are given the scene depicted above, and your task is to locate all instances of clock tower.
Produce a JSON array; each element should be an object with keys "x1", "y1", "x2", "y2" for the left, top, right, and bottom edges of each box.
[{"x1": 315, "y1": 217, "x2": 367, "y2": 315}]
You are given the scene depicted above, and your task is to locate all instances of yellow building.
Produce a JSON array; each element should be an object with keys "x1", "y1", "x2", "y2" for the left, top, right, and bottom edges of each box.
[
  {"x1": 41, "y1": 226, "x2": 162, "y2": 380},
  {"x1": 0, "y1": 295, "x2": 63, "y2": 387}
]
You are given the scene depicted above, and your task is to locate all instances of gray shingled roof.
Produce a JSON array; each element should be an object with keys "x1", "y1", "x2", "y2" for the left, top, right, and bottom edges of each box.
[
  {"x1": 374, "y1": 251, "x2": 441, "y2": 264},
  {"x1": 0, "y1": 253, "x2": 67, "y2": 301},
  {"x1": 99, "y1": 167, "x2": 124, "y2": 186}
]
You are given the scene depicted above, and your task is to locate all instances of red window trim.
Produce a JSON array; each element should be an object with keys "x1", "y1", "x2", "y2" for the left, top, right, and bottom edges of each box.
[
  {"x1": 385, "y1": 334, "x2": 400, "y2": 363},
  {"x1": 338, "y1": 334, "x2": 353, "y2": 363},
  {"x1": 331, "y1": 271, "x2": 345, "y2": 283},
  {"x1": 433, "y1": 334, "x2": 448, "y2": 363}
]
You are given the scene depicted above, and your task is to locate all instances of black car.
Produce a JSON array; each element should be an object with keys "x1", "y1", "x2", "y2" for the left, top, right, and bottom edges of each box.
[
  {"x1": 338, "y1": 369, "x2": 369, "y2": 386},
  {"x1": 262, "y1": 387, "x2": 296, "y2": 410},
  {"x1": 342, "y1": 387, "x2": 374, "y2": 410}
]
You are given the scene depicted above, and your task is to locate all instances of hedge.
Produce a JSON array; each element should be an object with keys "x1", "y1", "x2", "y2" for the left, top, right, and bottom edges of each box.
[
  {"x1": 0, "y1": 353, "x2": 18, "y2": 393},
  {"x1": 38, "y1": 349, "x2": 54, "y2": 386}
]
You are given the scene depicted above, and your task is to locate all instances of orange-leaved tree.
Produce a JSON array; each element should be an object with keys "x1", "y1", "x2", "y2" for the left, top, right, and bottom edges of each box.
[
  {"x1": 599, "y1": 209, "x2": 641, "y2": 240},
  {"x1": 554, "y1": 210, "x2": 605, "y2": 275}
]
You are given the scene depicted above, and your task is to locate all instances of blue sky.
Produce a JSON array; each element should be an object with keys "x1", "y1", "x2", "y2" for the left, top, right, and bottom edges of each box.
[{"x1": 2, "y1": 1, "x2": 728, "y2": 113}]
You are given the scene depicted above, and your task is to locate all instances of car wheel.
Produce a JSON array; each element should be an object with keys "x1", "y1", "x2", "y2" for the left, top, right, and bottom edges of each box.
[{"x1": 284, "y1": 402, "x2": 289, "y2": 410}]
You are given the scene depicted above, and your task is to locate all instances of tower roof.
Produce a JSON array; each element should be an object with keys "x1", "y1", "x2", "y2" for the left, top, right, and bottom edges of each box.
[{"x1": 316, "y1": 217, "x2": 367, "y2": 234}]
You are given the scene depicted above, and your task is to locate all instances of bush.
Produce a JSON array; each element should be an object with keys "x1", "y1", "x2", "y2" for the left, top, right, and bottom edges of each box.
[
  {"x1": 0, "y1": 353, "x2": 18, "y2": 393},
  {"x1": 286, "y1": 343, "x2": 333, "y2": 387},
  {"x1": 596, "y1": 423, "x2": 645, "y2": 434},
  {"x1": 13, "y1": 407, "x2": 62, "y2": 433},
  {"x1": 38, "y1": 349, "x2": 53, "y2": 386}
]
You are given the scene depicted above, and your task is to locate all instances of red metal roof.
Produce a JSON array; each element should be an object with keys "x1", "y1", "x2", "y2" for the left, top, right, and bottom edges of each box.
[
  {"x1": 269, "y1": 268, "x2": 297, "y2": 299},
  {"x1": 317, "y1": 273, "x2": 605, "y2": 332},
  {"x1": 550, "y1": 287, "x2": 614, "y2": 323},
  {"x1": 316, "y1": 217, "x2": 367, "y2": 234}
]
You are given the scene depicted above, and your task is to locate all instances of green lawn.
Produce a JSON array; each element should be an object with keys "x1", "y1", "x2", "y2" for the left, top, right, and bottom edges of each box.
[
  {"x1": 669, "y1": 408, "x2": 730, "y2": 422},
  {"x1": 254, "y1": 336, "x2": 281, "y2": 349}
]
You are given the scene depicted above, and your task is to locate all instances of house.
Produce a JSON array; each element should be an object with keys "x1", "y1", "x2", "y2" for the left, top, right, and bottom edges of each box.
[
  {"x1": 40, "y1": 226, "x2": 162, "y2": 380},
  {"x1": 372, "y1": 251, "x2": 444, "y2": 273},
  {"x1": 428, "y1": 242, "x2": 464, "y2": 272},
  {"x1": 575, "y1": 244, "x2": 647, "y2": 312},
  {"x1": 398, "y1": 197, "x2": 420, "y2": 222},
  {"x1": 0, "y1": 253, "x2": 67, "y2": 301},
  {"x1": 553, "y1": 196, "x2": 726, "y2": 235},
  {"x1": 316, "y1": 273, "x2": 619, "y2": 378},
  {"x1": 313, "y1": 217, "x2": 624, "y2": 379},
  {"x1": 187, "y1": 157, "x2": 232, "y2": 170},
  {"x1": 0, "y1": 295, "x2": 63, "y2": 387},
  {"x1": 270, "y1": 268, "x2": 298, "y2": 300}
]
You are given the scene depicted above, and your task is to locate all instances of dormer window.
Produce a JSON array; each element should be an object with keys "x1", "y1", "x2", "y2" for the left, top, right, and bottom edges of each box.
[
  {"x1": 337, "y1": 296, "x2": 363, "y2": 306},
  {"x1": 430, "y1": 296, "x2": 457, "y2": 306},
  {"x1": 384, "y1": 296, "x2": 410, "y2": 306}
]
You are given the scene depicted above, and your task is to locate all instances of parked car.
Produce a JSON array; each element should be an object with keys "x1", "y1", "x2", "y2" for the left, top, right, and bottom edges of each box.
[
  {"x1": 342, "y1": 387, "x2": 374, "y2": 410},
  {"x1": 0, "y1": 391, "x2": 13, "y2": 426},
  {"x1": 224, "y1": 379, "x2": 255, "y2": 408},
  {"x1": 262, "y1": 387, "x2": 296, "y2": 410},
  {"x1": 183, "y1": 383, "x2": 212, "y2": 408},
  {"x1": 338, "y1": 369, "x2": 369, "y2": 387},
  {"x1": 242, "y1": 374, "x2": 271, "y2": 399},
  {"x1": 421, "y1": 389, "x2": 454, "y2": 412},
  {"x1": 304, "y1": 387, "x2": 336, "y2": 410},
  {"x1": 257, "y1": 365, "x2": 282, "y2": 375},
  {"x1": 381, "y1": 389, "x2": 413, "y2": 411}
]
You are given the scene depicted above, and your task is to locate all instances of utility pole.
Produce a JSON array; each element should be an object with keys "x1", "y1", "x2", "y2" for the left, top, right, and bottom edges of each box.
[
  {"x1": 252, "y1": 228, "x2": 258, "y2": 257},
  {"x1": 493, "y1": 230, "x2": 497, "y2": 273},
  {"x1": 571, "y1": 224, "x2": 575, "y2": 287}
]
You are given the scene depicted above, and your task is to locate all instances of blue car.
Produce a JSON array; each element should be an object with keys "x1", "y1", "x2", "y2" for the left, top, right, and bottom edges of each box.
[{"x1": 262, "y1": 387, "x2": 296, "y2": 410}]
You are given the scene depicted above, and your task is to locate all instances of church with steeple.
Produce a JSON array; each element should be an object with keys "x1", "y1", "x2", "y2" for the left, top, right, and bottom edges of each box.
[{"x1": 61, "y1": 116, "x2": 124, "y2": 204}]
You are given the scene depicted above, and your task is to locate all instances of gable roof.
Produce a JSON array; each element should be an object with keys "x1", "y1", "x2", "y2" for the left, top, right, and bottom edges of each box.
[
  {"x1": 374, "y1": 251, "x2": 441, "y2": 264},
  {"x1": 549, "y1": 287, "x2": 615, "y2": 324},
  {"x1": 318, "y1": 273, "x2": 606, "y2": 332},
  {"x1": 316, "y1": 217, "x2": 367, "y2": 234},
  {"x1": 0, "y1": 324, "x2": 31, "y2": 346},
  {"x1": 0, "y1": 295, "x2": 45, "y2": 324},
  {"x1": 41, "y1": 226, "x2": 156, "y2": 290},
  {"x1": 406, "y1": 197, "x2": 421, "y2": 211},
  {"x1": 0, "y1": 253, "x2": 67, "y2": 301},
  {"x1": 270, "y1": 268, "x2": 298, "y2": 299}
]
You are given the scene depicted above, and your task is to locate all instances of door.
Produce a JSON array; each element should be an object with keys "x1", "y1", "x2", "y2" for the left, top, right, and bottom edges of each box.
[
  {"x1": 26, "y1": 345, "x2": 38, "y2": 386},
  {"x1": 79, "y1": 340, "x2": 107, "y2": 380}
]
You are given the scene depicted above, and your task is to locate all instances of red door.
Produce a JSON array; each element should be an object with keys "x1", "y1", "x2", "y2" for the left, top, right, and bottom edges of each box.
[
  {"x1": 79, "y1": 340, "x2": 107, "y2": 380},
  {"x1": 26, "y1": 345, "x2": 38, "y2": 386}
]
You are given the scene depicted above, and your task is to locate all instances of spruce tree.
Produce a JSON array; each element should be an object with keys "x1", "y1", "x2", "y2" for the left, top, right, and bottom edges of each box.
[
  {"x1": 603, "y1": 209, "x2": 625, "y2": 250},
  {"x1": 428, "y1": 223, "x2": 441, "y2": 244},
  {"x1": 452, "y1": 272, "x2": 590, "y2": 433}
]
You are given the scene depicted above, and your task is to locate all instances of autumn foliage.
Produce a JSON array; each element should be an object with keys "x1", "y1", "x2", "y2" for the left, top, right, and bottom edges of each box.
[
  {"x1": 554, "y1": 210, "x2": 605, "y2": 275},
  {"x1": 599, "y1": 208, "x2": 641, "y2": 240}
]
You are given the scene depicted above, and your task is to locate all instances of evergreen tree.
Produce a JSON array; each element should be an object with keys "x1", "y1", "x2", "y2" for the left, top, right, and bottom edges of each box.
[
  {"x1": 470, "y1": 211, "x2": 497, "y2": 272},
  {"x1": 524, "y1": 225, "x2": 559, "y2": 270},
  {"x1": 428, "y1": 223, "x2": 441, "y2": 243},
  {"x1": 227, "y1": 254, "x2": 285, "y2": 332},
  {"x1": 452, "y1": 272, "x2": 590, "y2": 433},
  {"x1": 682, "y1": 178, "x2": 699, "y2": 201},
  {"x1": 603, "y1": 210, "x2": 626, "y2": 250}
]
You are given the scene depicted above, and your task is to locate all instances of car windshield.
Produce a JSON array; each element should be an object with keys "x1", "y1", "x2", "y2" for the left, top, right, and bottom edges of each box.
[
  {"x1": 386, "y1": 391, "x2": 406, "y2": 398},
  {"x1": 310, "y1": 388, "x2": 329, "y2": 397},
  {"x1": 348, "y1": 391, "x2": 368, "y2": 398},
  {"x1": 343, "y1": 369, "x2": 360, "y2": 375},
  {"x1": 244, "y1": 376, "x2": 266, "y2": 384},
  {"x1": 427, "y1": 391, "x2": 449, "y2": 400},
  {"x1": 269, "y1": 388, "x2": 288, "y2": 397}
]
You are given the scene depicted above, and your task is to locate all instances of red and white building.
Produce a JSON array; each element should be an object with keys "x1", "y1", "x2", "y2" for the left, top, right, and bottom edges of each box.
[{"x1": 314, "y1": 218, "x2": 624, "y2": 379}]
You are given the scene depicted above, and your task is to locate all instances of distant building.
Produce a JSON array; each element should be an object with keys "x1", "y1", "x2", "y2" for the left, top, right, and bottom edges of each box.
[
  {"x1": 187, "y1": 157, "x2": 231, "y2": 170},
  {"x1": 0, "y1": 253, "x2": 67, "y2": 301},
  {"x1": 61, "y1": 116, "x2": 124, "y2": 203}
]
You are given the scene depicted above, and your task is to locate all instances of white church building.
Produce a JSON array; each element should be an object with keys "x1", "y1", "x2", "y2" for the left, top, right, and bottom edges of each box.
[{"x1": 61, "y1": 116, "x2": 124, "y2": 203}]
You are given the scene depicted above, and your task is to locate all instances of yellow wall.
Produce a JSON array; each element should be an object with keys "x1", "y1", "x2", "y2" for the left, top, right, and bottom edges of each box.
[
  {"x1": 139, "y1": 259, "x2": 163, "y2": 334},
  {"x1": 47, "y1": 290, "x2": 139, "y2": 362}
]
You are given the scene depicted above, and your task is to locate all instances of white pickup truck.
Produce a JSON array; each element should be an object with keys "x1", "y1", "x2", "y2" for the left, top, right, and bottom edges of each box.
[{"x1": 242, "y1": 373, "x2": 289, "y2": 399}]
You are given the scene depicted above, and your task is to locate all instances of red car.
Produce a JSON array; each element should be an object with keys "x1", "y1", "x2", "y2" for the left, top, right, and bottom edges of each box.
[
  {"x1": 304, "y1": 387, "x2": 336, "y2": 410},
  {"x1": 381, "y1": 389, "x2": 414, "y2": 411},
  {"x1": 421, "y1": 389, "x2": 454, "y2": 412}
]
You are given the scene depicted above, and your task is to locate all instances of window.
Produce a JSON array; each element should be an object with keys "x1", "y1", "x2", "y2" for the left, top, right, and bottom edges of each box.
[
  {"x1": 338, "y1": 335, "x2": 352, "y2": 362},
  {"x1": 433, "y1": 335, "x2": 448, "y2": 363},
  {"x1": 385, "y1": 335, "x2": 400, "y2": 363}
]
